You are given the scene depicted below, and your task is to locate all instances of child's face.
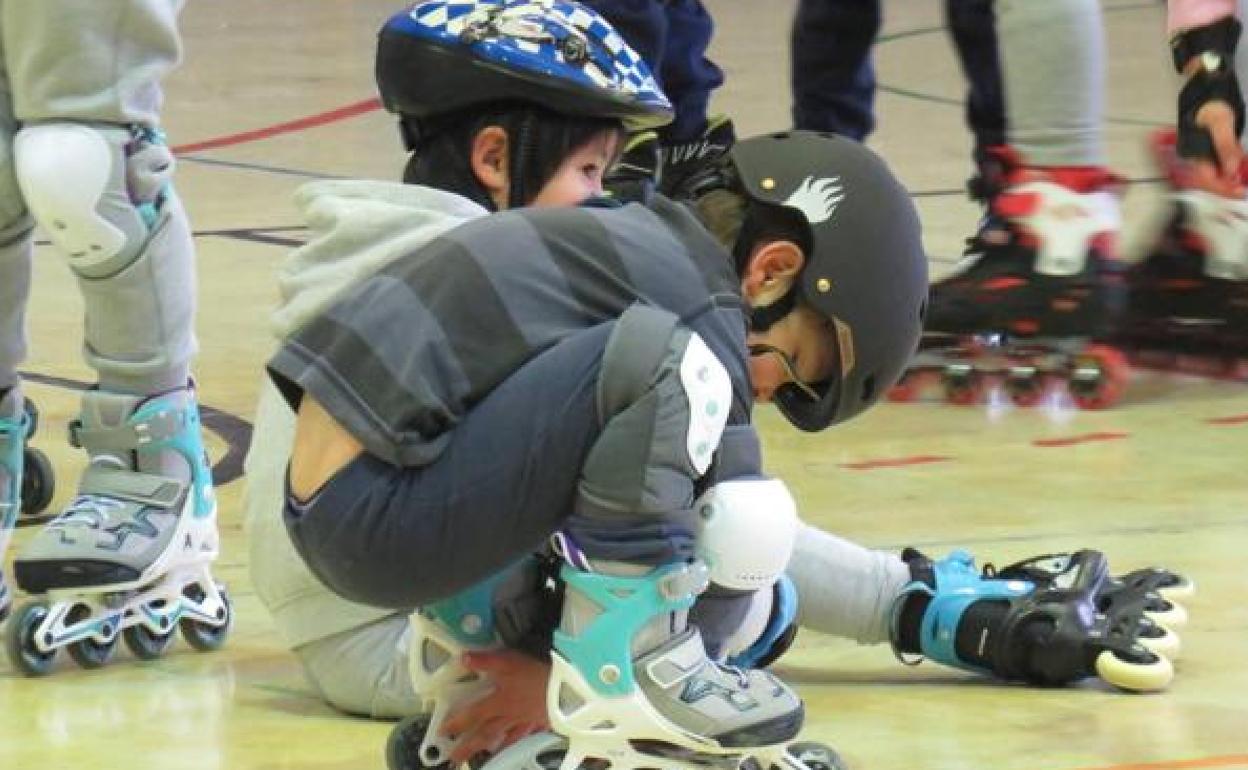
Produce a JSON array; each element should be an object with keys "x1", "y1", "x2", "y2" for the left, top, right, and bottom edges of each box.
[
  {"x1": 529, "y1": 131, "x2": 621, "y2": 208},
  {"x1": 746, "y1": 305, "x2": 838, "y2": 404}
]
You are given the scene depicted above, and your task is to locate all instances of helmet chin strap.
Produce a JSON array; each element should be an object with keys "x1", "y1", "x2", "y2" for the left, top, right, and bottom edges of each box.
[
  {"x1": 747, "y1": 289, "x2": 797, "y2": 333},
  {"x1": 507, "y1": 111, "x2": 538, "y2": 209}
]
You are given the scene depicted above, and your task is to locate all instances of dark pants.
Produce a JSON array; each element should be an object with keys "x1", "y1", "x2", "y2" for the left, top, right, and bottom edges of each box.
[
  {"x1": 285, "y1": 317, "x2": 702, "y2": 611},
  {"x1": 582, "y1": 0, "x2": 724, "y2": 144},
  {"x1": 791, "y1": 0, "x2": 1005, "y2": 162}
]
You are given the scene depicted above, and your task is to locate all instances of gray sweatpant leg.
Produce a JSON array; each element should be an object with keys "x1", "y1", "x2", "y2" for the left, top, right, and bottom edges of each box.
[
  {"x1": 997, "y1": 0, "x2": 1107, "y2": 166},
  {"x1": 786, "y1": 524, "x2": 912, "y2": 645},
  {"x1": 0, "y1": 0, "x2": 195, "y2": 395},
  {"x1": 0, "y1": 62, "x2": 31, "y2": 394},
  {"x1": 294, "y1": 613, "x2": 423, "y2": 719}
]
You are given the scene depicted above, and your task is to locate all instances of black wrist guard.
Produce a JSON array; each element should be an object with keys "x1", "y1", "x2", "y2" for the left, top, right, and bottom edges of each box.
[
  {"x1": 1177, "y1": 64, "x2": 1246, "y2": 160},
  {"x1": 1171, "y1": 16, "x2": 1242, "y2": 72}
]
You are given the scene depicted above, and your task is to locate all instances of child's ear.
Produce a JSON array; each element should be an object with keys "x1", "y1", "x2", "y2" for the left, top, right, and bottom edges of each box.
[
  {"x1": 470, "y1": 125, "x2": 511, "y2": 208},
  {"x1": 741, "y1": 240, "x2": 805, "y2": 306}
]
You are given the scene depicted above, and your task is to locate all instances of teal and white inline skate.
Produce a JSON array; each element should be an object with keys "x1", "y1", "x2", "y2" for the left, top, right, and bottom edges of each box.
[
  {"x1": 470, "y1": 549, "x2": 841, "y2": 770},
  {"x1": 386, "y1": 556, "x2": 562, "y2": 770},
  {"x1": 4, "y1": 384, "x2": 231, "y2": 675},
  {"x1": 0, "y1": 388, "x2": 56, "y2": 621}
]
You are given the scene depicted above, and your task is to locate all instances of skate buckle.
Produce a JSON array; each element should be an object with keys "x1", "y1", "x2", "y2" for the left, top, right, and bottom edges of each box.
[{"x1": 659, "y1": 561, "x2": 710, "y2": 601}]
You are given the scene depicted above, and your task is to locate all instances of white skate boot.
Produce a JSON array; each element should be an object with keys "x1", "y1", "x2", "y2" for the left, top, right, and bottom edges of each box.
[
  {"x1": 476, "y1": 557, "x2": 842, "y2": 770},
  {"x1": 4, "y1": 383, "x2": 230, "y2": 675}
]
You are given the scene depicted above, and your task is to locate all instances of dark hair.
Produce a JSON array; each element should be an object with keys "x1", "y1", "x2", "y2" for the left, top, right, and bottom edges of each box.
[
  {"x1": 399, "y1": 101, "x2": 623, "y2": 210},
  {"x1": 691, "y1": 186, "x2": 811, "y2": 275}
]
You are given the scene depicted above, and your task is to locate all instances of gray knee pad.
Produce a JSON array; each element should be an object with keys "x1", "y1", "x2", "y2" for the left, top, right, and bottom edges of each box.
[
  {"x1": 15, "y1": 122, "x2": 196, "y2": 385},
  {"x1": 578, "y1": 304, "x2": 732, "y2": 521}
]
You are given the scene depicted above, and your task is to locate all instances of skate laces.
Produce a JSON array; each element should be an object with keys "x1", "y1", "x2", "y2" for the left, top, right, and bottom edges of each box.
[
  {"x1": 51, "y1": 494, "x2": 125, "y2": 529},
  {"x1": 714, "y1": 661, "x2": 752, "y2": 688}
]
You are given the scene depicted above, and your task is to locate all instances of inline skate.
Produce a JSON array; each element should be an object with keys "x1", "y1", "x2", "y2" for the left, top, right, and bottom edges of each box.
[
  {"x1": 890, "y1": 147, "x2": 1130, "y2": 408},
  {"x1": 0, "y1": 389, "x2": 55, "y2": 620},
  {"x1": 1113, "y1": 129, "x2": 1248, "y2": 379},
  {"x1": 4, "y1": 384, "x2": 230, "y2": 675},
  {"x1": 891, "y1": 548, "x2": 1189, "y2": 692}
]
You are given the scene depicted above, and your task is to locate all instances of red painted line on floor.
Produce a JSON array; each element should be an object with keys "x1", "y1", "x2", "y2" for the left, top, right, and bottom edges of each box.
[
  {"x1": 171, "y1": 97, "x2": 383, "y2": 154},
  {"x1": 1056, "y1": 754, "x2": 1248, "y2": 770},
  {"x1": 840, "y1": 455, "x2": 952, "y2": 471},
  {"x1": 1032, "y1": 431, "x2": 1129, "y2": 448},
  {"x1": 1207, "y1": 413, "x2": 1248, "y2": 425}
]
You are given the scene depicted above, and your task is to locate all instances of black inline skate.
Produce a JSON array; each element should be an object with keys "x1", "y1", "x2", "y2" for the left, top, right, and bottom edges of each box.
[
  {"x1": 1114, "y1": 129, "x2": 1248, "y2": 379},
  {"x1": 891, "y1": 147, "x2": 1130, "y2": 408},
  {"x1": 891, "y1": 548, "x2": 1190, "y2": 692}
]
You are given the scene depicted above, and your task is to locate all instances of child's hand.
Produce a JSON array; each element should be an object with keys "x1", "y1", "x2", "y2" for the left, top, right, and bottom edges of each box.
[
  {"x1": 440, "y1": 649, "x2": 552, "y2": 764},
  {"x1": 1186, "y1": 100, "x2": 1247, "y2": 198}
]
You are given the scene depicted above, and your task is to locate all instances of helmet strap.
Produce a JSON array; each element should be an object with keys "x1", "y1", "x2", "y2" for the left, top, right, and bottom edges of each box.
[
  {"x1": 748, "y1": 289, "x2": 797, "y2": 333},
  {"x1": 732, "y1": 199, "x2": 800, "y2": 332},
  {"x1": 507, "y1": 111, "x2": 538, "y2": 208}
]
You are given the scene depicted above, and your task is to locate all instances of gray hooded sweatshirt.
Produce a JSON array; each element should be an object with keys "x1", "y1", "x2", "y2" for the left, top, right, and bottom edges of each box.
[{"x1": 243, "y1": 180, "x2": 487, "y2": 649}]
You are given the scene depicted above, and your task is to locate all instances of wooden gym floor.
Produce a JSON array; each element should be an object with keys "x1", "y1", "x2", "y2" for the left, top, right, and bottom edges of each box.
[{"x1": 1, "y1": 2, "x2": 1245, "y2": 769}]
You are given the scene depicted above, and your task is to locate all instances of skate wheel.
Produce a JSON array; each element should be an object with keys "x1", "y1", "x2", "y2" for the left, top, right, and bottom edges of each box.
[
  {"x1": 64, "y1": 604, "x2": 117, "y2": 669},
  {"x1": 1157, "y1": 575, "x2": 1196, "y2": 601},
  {"x1": 941, "y1": 368, "x2": 983, "y2": 406},
  {"x1": 1004, "y1": 370, "x2": 1044, "y2": 407},
  {"x1": 4, "y1": 600, "x2": 57, "y2": 677},
  {"x1": 179, "y1": 583, "x2": 233, "y2": 652},
  {"x1": 1068, "y1": 345, "x2": 1129, "y2": 410},
  {"x1": 20, "y1": 446, "x2": 55, "y2": 517},
  {"x1": 1142, "y1": 597, "x2": 1188, "y2": 630},
  {"x1": 886, "y1": 374, "x2": 922, "y2": 403},
  {"x1": 475, "y1": 732, "x2": 565, "y2": 770},
  {"x1": 782, "y1": 742, "x2": 848, "y2": 770},
  {"x1": 67, "y1": 634, "x2": 117, "y2": 669},
  {"x1": 386, "y1": 714, "x2": 448, "y2": 770},
  {"x1": 122, "y1": 622, "x2": 178, "y2": 661},
  {"x1": 1094, "y1": 647, "x2": 1173, "y2": 692},
  {"x1": 1126, "y1": 570, "x2": 1196, "y2": 602},
  {"x1": 1136, "y1": 622, "x2": 1182, "y2": 662}
]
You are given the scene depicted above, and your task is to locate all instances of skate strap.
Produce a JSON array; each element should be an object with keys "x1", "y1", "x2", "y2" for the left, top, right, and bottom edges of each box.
[
  {"x1": 69, "y1": 406, "x2": 190, "y2": 453},
  {"x1": 74, "y1": 465, "x2": 185, "y2": 511},
  {"x1": 659, "y1": 560, "x2": 711, "y2": 601},
  {"x1": 642, "y1": 627, "x2": 710, "y2": 688}
]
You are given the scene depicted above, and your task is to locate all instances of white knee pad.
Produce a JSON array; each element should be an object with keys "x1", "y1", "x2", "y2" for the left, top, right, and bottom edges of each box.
[
  {"x1": 14, "y1": 122, "x2": 173, "y2": 278},
  {"x1": 694, "y1": 477, "x2": 799, "y2": 591}
]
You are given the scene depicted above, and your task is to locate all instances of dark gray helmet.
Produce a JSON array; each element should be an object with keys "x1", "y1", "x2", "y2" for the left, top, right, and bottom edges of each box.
[{"x1": 730, "y1": 131, "x2": 928, "y2": 431}]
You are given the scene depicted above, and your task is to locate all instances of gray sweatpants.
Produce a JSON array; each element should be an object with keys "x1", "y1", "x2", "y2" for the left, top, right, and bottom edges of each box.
[
  {"x1": 997, "y1": 0, "x2": 1107, "y2": 166},
  {"x1": 288, "y1": 523, "x2": 912, "y2": 721},
  {"x1": 0, "y1": 0, "x2": 195, "y2": 396},
  {"x1": 295, "y1": 614, "x2": 422, "y2": 720}
]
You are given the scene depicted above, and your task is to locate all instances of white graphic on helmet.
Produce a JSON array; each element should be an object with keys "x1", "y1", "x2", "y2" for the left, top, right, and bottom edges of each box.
[{"x1": 783, "y1": 176, "x2": 845, "y2": 225}]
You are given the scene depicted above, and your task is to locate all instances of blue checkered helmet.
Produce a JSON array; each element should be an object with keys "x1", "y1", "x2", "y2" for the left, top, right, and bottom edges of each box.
[{"x1": 377, "y1": 0, "x2": 673, "y2": 131}]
